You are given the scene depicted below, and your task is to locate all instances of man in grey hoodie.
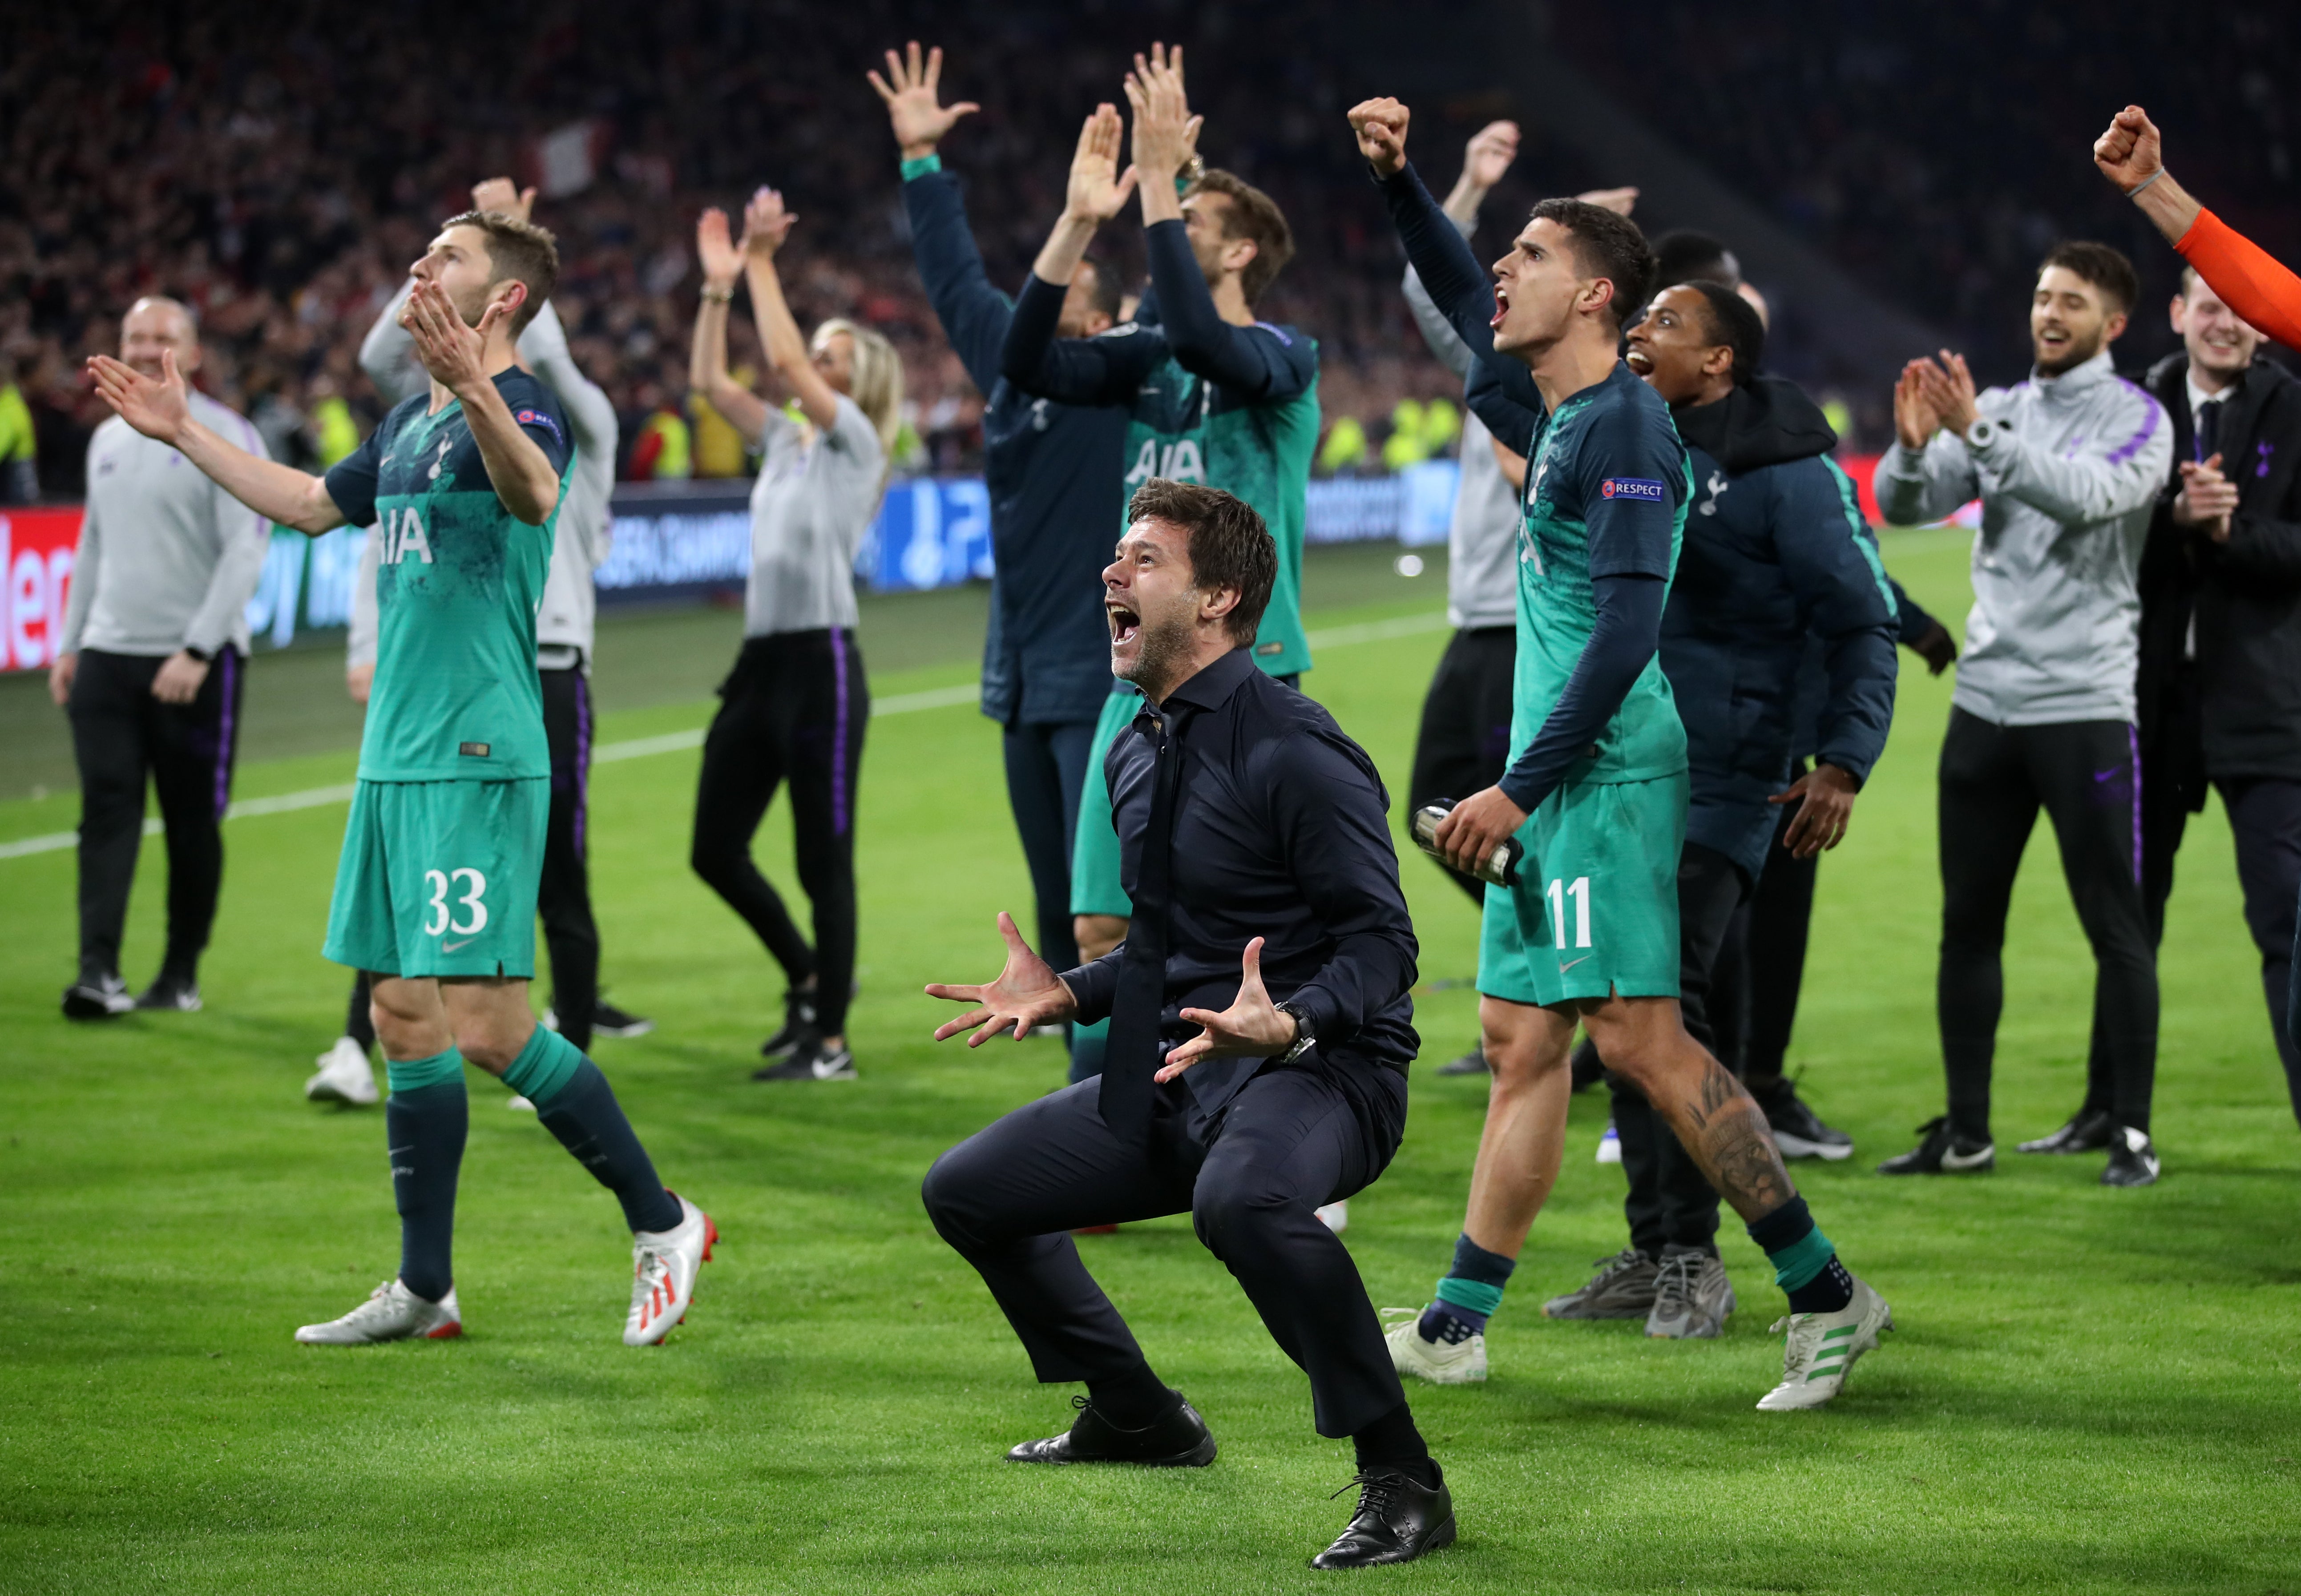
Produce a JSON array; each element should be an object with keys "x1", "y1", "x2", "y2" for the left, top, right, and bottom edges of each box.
[{"x1": 1874, "y1": 241, "x2": 2172, "y2": 1187}]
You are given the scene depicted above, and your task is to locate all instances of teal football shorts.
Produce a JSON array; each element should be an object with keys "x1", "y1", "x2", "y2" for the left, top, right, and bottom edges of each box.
[{"x1": 323, "y1": 777, "x2": 548, "y2": 979}]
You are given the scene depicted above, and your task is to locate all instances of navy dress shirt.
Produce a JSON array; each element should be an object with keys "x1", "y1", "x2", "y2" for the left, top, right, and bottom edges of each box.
[{"x1": 1058, "y1": 648, "x2": 1420, "y2": 1112}]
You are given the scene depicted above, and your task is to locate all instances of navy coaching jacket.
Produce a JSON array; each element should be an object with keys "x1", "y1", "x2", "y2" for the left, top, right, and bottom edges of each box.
[{"x1": 1662, "y1": 377, "x2": 1900, "y2": 881}]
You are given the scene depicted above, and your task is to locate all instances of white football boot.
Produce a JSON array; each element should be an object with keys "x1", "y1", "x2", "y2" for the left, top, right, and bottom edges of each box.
[
  {"x1": 305, "y1": 1037, "x2": 380, "y2": 1106},
  {"x1": 1756, "y1": 1277, "x2": 1893, "y2": 1411},
  {"x1": 295, "y1": 1279, "x2": 462, "y2": 1344},
  {"x1": 1315, "y1": 1200, "x2": 1349, "y2": 1233},
  {"x1": 624, "y1": 1194, "x2": 717, "y2": 1346},
  {"x1": 1380, "y1": 1306, "x2": 1488, "y2": 1384}
]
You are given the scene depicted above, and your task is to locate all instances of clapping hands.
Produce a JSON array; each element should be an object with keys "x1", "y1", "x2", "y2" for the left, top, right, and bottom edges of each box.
[{"x1": 1895, "y1": 351, "x2": 1979, "y2": 447}]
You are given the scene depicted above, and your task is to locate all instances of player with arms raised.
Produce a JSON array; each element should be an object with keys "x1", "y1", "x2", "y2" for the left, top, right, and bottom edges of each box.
[
  {"x1": 1344, "y1": 97, "x2": 1891, "y2": 1409},
  {"x1": 89, "y1": 212, "x2": 714, "y2": 1348}
]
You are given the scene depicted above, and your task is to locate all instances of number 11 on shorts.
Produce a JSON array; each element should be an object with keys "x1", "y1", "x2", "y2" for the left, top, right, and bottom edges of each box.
[{"x1": 1546, "y1": 875, "x2": 1591, "y2": 950}]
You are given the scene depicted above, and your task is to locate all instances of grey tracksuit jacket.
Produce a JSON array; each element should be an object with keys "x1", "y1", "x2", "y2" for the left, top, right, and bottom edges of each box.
[
  {"x1": 1876, "y1": 347, "x2": 2170, "y2": 725},
  {"x1": 350, "y1": 289, "x2": 617, "y2": 669},
  {"x1": 58, "y1": 392, "x2": 272, "y2": 659}
]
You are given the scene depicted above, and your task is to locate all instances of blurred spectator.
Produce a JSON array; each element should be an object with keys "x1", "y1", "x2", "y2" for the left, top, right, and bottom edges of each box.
[
  {"x1": 0, "y1": 355, "x2": 36, "y2": 501},
  {"x1": 1317, "y1": 414, "x2": 1370, "y2": 475}
]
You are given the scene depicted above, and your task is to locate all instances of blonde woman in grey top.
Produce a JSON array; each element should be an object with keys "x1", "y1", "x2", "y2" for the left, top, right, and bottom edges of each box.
[{"x1": 688, "y1": 186, "x2": 904, "y2": 1080}]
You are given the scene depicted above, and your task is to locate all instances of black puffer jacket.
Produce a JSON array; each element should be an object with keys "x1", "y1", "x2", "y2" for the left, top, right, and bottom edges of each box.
[{"x1": 2138, "y1": 354, "x2": 2301, "y2": 802}]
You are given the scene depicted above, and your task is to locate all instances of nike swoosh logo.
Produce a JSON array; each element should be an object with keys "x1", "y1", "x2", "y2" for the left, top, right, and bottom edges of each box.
[
  {"x1": 1559, "y1": 954, "x2": 1594, "y2": 972},
  {"x1": 442, "y1": 937, "x2": 477, "y2": 952},
  {"x1": 1942, "y1": 1144, "x2": 1994, "y2": 1170}
]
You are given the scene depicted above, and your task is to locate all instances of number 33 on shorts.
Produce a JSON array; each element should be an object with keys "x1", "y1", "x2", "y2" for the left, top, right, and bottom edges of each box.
[{"x1": 423, "y1": 867, "x2": 489, "y2": 939}]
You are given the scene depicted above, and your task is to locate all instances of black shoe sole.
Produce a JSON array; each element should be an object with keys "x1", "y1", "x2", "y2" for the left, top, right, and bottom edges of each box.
[
  {"x1": 1309, "y1": 1512, "x2": 1457, "y2": 1569},
  {"x1": 1433, "y1": 1057, "x2": 1490, "y2": 1076},
  {"x1": 62, "y1": 991, "x2": 129, "y2": 1020}
]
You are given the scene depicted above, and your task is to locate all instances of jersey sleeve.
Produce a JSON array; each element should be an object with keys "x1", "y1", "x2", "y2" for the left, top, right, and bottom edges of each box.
[
  {"x1": 1576, "y1": 397, "x2": 1684, "y2": 579},
  {"x1": 323, "y1": 418, "x2": 386, "y2": 528},
  {"x1": 2176, "y1": 208, "x2": 2301, "y2": 354},
  {"x1": 504, "y1": 381, "x2": 575, "y2": 477}
]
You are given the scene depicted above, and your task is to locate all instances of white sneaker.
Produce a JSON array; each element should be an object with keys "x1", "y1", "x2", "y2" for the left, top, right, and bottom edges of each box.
[
  {"x1": 1315, "y1": 1200, "x2": 1348, "y2": 1233},
  {"x1": 1596, "y1": 1121, "x2": 1622, "y2": 1164},
  {"x1": 1380, "y1": 1306, "x2": 1488, "y2": 1384},
  {"x1": 625, "y1": 1194, "x2": 716, "y2": 1346},
  {"x1": 305, "y1": 1037, "x2": 379, "y2": 1106},
  {"x1": 506, "y1": 1095, "x2": 537, "y2": 1112},
  {"x1": 295, "y1": 1279, "x2": 462, "y2": 1344},
  {"x1": 1756, "y1": 1277, "x2": 1892, "y2": 1411}
]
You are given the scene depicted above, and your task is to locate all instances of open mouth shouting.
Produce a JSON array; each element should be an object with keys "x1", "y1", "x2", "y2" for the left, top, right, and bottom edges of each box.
[
  {"x1": 1490, "y1": 283, "x2": 1511, "y2": 330},
  {"x1": 1107, "y1": 600, "x2": 1142, "y2": 650}
]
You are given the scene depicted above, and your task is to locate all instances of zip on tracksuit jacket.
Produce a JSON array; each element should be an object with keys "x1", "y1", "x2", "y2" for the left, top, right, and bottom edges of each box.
[
  {"x1": 1876, "y1": 347, "x2": 2170, "y2": 725},
  {"x1": 1665, "y1": 377, "x2": 1901, "y2": 882}
]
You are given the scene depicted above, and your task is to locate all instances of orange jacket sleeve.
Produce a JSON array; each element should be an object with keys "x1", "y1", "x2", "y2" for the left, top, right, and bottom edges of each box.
[{"x1": 2176, "y1": 208, "x2": 2301, "y2": 353}]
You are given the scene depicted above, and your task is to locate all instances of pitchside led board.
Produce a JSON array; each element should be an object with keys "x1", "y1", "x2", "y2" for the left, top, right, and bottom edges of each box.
[{"x1": 0, "y1": 463, "x2": 1470, "y2": 671}]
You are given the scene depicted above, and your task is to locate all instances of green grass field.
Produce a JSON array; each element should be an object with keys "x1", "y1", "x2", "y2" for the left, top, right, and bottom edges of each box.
[{"x1": 1, "y1": 535, "x2": 2295, "y2": 1594}]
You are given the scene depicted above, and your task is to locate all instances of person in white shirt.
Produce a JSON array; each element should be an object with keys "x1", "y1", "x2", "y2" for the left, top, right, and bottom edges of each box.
[
  {"x1": 51, "y1": 296, "x2": 270, "y2": 1019},
  {"x1": 688, "y1": 187, "x2": 903, "y2": 1082}
]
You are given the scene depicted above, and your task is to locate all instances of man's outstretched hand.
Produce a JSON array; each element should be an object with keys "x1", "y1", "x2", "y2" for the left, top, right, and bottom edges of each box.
[
  {"x1": 1347, "y1": 97, "x2": 1411, "y2": 178},
  {"x1": 2094, "y1": 105, "x2": 2162, "y2": 195},
  {"x1": 1160, "y1": 937, "x2": 1297, "y2": 1082},
  {"x1": 1770, "y1": 761, "x2": 1859, "y2": 858},
  {"x1": 926, "y1": 911, "x2": 1079, "y2": 1047},
  {"x1": 1064, "y1": 103, "x2": 1139, "y2": 226},
  {"x1": 87, "y1": 350, "x2": 190, "y2": 445},
  {"x1": 470, "y1": 176, "x2": 537, "y2": 223},
  {"x1": 869, "y1": 40, "x2": 980, "y2": 160}
]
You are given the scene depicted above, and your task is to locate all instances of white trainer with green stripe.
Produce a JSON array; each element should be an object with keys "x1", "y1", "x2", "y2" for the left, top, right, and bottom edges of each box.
[
  {"x1": 1380, "y1": 1307, "x2": 1488, "y2": 1384},
  {"x1": 1756, "y1": 1277, "x2": 1893, "y2": 1411}
]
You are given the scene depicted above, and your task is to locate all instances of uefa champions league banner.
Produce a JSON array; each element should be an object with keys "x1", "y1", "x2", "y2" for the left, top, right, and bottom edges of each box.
[{"x1": 0, "y1": 461, "x2": 1486, "y2": 668}]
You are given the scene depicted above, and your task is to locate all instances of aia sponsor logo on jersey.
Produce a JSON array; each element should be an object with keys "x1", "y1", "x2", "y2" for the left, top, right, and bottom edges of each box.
[{"x1": 1600, "y1": 477, "x2": 1666, "y2": 502}]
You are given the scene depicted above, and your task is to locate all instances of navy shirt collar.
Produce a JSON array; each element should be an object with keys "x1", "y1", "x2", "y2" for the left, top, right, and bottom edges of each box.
[{"x1": 1156, "y1": 645, "x2": 1259, "y2": 715}]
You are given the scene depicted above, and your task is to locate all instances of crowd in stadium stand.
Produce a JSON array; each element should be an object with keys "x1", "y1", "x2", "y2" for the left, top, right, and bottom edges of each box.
[{"x1": 4, "y1": 0, "x2": 2296, "y2": 499}]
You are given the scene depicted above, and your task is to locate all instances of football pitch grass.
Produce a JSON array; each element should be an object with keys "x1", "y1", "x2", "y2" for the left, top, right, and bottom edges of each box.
[{"x1": 1, "y1": 535, "x2": 2295, "y2": 1594}]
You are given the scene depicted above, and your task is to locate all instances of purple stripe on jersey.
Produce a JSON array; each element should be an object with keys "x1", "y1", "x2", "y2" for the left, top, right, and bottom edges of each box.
[
  {"x1": 2128, "y1": 722, "x2": 2143, "y2": 886},
  {"x1": 830, "y1": 626, "x2": 852, "y2": 837},
  {"x1": 2106, "y1": 387, "x2": 2165, "y2": 465},
  {"x1": 213, "y1": 648, "x2": 238, "y2": 820},
  {"x1": 574, "y1": 673, "x2": 592, "y2": 857}
]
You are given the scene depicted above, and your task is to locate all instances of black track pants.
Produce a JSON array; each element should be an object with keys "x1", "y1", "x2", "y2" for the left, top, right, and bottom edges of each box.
[
  {"x1": 68, "y1": 645, "x2": 244, "y2": 981},
  {"x1": 1406, "y1": 626, "x2": 1516, "y2": 906},
  {"x1": 1936, "y1": 709, "x2": 2157, "y2": 1139},
  {"x1": 1591, "y1": 841, "x2": 1750, "y2": 1255},
  {"x1": 539, "y1": 666, "x2": 602, "y2": 1053},
  {"x1": 690, "y1": 629, "x2": 869, "y2": 1036}
]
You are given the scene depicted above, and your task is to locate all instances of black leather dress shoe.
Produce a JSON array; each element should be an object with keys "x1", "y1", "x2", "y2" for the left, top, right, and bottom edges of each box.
[
  {"x1": 2017, "y1": 1106, "x2": 2114, "y2": 1154},
  {"x1": 1310, "y1": 1467, "x2": 1457, "y2": 1569},
  {"x1": 1005, "y1": 1393, "x2": 1217, "y2": 1467}
]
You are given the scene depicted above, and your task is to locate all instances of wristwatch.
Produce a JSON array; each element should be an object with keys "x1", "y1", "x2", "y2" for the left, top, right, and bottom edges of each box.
[
  {"x1": 1274, "y1": 1001, "x2": 1316, "y2": 1066},
  {"x1": 181, "y1": 645, "x2": 213, "y2": 664},
  {"x1": 1965, "y1": 416, "x2": 2002, "y2": 450}
]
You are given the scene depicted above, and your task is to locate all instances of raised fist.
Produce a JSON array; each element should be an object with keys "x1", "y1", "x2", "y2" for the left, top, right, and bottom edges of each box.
[{"x1": 1347, "y1": 97, "x2": 1411, "y2": 178}]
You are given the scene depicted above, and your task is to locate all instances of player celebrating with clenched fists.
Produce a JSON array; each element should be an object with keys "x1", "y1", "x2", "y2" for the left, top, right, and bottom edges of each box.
[{"x1": 88, "y1": 210, "x2": 714, "y2": 1349}]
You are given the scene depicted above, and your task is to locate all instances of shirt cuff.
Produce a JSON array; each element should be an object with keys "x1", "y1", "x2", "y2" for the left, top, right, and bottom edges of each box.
[{"x1": 900, "y1": 154, "x2": 943, "y2": 181}]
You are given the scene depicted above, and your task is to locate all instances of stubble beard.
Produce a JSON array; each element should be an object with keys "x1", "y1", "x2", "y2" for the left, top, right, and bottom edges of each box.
[{"x1": 1116, "y1": 610, "x2": 1196, "y2": 703}]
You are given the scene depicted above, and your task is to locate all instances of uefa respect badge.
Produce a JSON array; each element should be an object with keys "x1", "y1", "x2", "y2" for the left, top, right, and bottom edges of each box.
[{"x1": 1599, "y1": 477, "x2": 1667, "y2": 501}]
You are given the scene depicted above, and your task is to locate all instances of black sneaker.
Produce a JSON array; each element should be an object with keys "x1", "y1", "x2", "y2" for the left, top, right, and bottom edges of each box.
[
  {"x1": 2017, "y1": 1106, "x2": 2114, "y2": 1154},
  {"x1": 1309, "y1": 1466, "x2": 1457, "y2": 1570},
  {"x1": 1750, "y1": 1076, "x2": 1853, "y2": 1161},
  {"x1": 133, "y1": 973, "x2": 202, "y2": 1012},
  {"x1": 1876, "y1": 1115, "x2": 1994, "y2": 1175},
  {"x1": 759, "y1": 989, "x2": 821, "y2": 1059},
  {"x1": 589, "y1": 1000, "x2": 655, "y2": 1039},
  {"x1": 2101, "y1": 1125, "x2": 2161, "y2": 1187},
  {"x1": 1005, "y1": 1393, "x2": 1217, "y2": 1467},
  {"x1": 1435, "y1": 1044, "x2": 1489, "y2": 1076},
  {"x1": 62, "y1": 972, "x2": 134, "y2": 1020},
  {"x1": 752, "y1": 1038, "x2": 854, "y2": 1081}
]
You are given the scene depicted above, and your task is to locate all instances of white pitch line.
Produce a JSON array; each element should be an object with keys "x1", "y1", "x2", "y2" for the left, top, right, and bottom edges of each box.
[{"x1": 0, "y1": 613, "x2": 1448, "y2": 862}]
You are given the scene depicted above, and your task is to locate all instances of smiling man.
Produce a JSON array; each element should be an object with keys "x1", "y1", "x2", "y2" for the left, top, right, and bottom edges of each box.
[
  {"x1": 920, "y1": 480, "x2": 1450, "y2": 1570},
  {"x1": 1875, "y1": 242, "x2": 2173, "y2": 1185},
  {"x1": 88, "y1": 212, "x2": 714, "y2": 1347},
  {"x1": 1349, "y1": 94, "x2": 1893, "y2": 1413}
]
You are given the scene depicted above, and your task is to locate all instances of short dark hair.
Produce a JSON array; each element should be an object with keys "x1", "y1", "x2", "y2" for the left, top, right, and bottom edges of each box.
[
  {"x1": 1529, "y1": 197, "x2": 1655, "y2": 331},
  {"x1": 1126, "y1": 478, "x2": 1277, "y2": 645},
  {"x1": 1187, "y1": 169, "x2": 1295, "y2": 305},
  {"x1": 2039, "y1": 241, "x2": 2139, "y2": 317},
  {"x1": 440, "y1": 209, "x2": 561, "y2": 335},
  {"x1": 1079, "y1": 256, "x2": 1124, "y2": 323},
  {"x1": 1653, "y1": 229, "x2": 1740, "y2": 291},
  {"x1": 1681, "y1": 280, "x2": 1767, "y2": 384}
]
